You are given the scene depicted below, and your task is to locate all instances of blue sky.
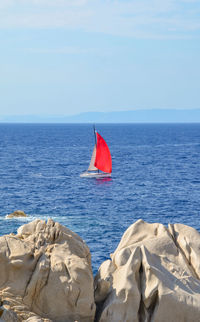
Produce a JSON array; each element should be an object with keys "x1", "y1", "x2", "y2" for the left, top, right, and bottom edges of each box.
[{"x1": 0, "y1": 0, "x2": 200, "y2": 116}]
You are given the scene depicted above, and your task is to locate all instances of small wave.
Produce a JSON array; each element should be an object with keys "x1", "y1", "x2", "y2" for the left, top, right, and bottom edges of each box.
[
  {"x1": 30, "y1": 173, "x2": 67, "y2": 180},
  {"x1": 30, "y1": 173, "x2": 43, "y2": 178},
  {"x1": 3, "y1": 214, "x2": 63, "y2": 224},
  {"x1": 4, "y1": 215, "x2": 31, "y2": 221}
]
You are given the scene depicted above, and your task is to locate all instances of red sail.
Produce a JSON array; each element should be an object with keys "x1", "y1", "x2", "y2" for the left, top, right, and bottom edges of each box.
[{"x1": 94, "y1": 132, "x2": 112, "y2": 173}]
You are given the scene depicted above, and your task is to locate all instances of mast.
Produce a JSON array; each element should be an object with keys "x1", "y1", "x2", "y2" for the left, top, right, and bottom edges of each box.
[
  {"x1": 93, "y1": 124, "x2": 97, "y2": 145},
  {"x1": 93, "y1": 124, "x2": 99, "y2": 172}
]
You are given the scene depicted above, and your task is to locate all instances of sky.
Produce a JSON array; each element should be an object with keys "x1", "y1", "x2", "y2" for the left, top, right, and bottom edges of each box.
[{"x1": 0, "y1": 0, "x2": 200, "y2": 116}]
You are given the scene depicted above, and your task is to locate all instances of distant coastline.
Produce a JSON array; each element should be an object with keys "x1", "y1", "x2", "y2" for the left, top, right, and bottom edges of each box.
[{"x1": 1, "y1": 109, "x2": 200, "y2": 123}]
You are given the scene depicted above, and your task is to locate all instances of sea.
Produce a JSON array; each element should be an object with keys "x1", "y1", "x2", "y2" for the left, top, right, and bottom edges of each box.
[{"x1": 0, "y1": 123, "x2": 200, "y2": 273}]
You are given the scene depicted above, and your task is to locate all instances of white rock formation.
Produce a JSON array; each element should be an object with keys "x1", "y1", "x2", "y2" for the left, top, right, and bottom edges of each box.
[
  {"x1": 1, "y1": 218, "x2": 200, "y2": 322},
  {"x1": 0, "y1": 219, "x2": 95, "y2": 322},
  {"x1": 94, "y1": 219, "x2": 200, "y2": 322}
]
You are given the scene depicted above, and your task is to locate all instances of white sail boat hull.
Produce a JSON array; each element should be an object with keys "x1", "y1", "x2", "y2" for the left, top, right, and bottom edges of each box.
[{"x1": 80, "y1": 171, "x2": 111, "y2": 178}]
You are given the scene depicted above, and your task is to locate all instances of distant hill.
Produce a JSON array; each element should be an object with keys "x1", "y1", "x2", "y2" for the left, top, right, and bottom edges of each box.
[{"x1": 1, "y1": 109, "x2": 200, "y2": 123}]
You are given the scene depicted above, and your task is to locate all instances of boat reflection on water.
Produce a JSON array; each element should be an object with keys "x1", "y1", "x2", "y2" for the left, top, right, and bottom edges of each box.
[{"x1": 95, "y1": 177, "x2": 112, "y2": 184}]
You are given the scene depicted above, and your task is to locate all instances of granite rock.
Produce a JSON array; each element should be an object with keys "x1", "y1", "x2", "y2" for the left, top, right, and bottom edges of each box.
[
  {"x1": 6, "y1": 210, "x2": 27, "y2": 219},
  {"x1": 0, "y1": 219, "x2": 95, "y2": 322},
  {"x1": 1, "y1": 218, "x2": 200, "y2": 322},
  {"x1": 94, "y1": 219, "x2": 200, "y2": 322}
]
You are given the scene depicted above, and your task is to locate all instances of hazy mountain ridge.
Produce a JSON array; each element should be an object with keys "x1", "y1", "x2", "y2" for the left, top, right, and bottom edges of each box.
[{"x1": 1, "y1": 109, "x2": 200, "y2": 123}]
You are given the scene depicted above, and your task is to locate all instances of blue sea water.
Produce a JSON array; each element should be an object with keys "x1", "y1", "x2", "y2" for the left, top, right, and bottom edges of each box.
[{"x1": 0, "y1": 123, "x2": 200, "y2": 273}]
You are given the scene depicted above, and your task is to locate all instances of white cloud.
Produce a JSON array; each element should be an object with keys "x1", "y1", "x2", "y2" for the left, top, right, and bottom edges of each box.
[{"x1": 0, "y1": 0, "x2": 199, "y2": 38}]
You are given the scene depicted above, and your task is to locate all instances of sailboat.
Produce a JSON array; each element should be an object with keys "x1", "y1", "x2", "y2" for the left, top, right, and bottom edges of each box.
[{"x1": 80, "y1": 128, "x2": 112, "y2": 178}]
